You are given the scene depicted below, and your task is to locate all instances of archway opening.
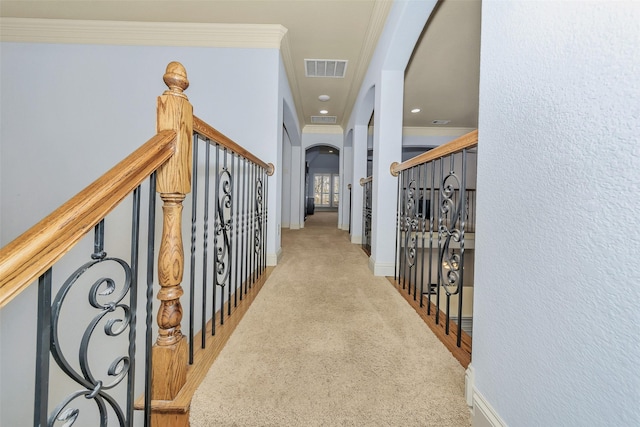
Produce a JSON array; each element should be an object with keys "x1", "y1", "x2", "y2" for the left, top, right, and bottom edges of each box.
[{"x1": 304, "y1": 145, "x2": 340, "y2": 216}]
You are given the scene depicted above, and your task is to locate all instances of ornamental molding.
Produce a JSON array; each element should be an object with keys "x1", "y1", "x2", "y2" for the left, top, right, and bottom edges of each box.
[{"x1": 0, "y1": 18, "x2": 288, "y2": 49}]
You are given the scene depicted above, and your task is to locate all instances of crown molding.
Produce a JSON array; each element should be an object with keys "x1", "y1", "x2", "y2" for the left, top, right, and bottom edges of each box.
[
  {"x1": 0, "y1": 18, "x2": 288, "y2": 48},
  {"x1": 403, "y1": 126, "x2": 477, "y2": 137},
  {"x1": 279, "y1": 31, "x2": 305, "y2": 134},
  {"x1": 340, "y1": 0, "x2": 393, "y2": 128},
  {"x1": 302, "y1": 125, "x2": 344, "y2": 135}
]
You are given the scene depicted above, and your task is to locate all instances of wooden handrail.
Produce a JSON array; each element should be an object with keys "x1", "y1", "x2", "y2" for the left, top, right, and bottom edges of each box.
[
  {"x1": 360, "y1": 176, "x2": 373, "y2": 186},
  {"x1": 390, "y1": 129, "x2": 478, "y2": 176},
  {"x1": 193, "y1": 115, "x2": 275, "y2": 176},
  {"x1": 0, "y1": 130, "x2": 177, "y2": 308}
]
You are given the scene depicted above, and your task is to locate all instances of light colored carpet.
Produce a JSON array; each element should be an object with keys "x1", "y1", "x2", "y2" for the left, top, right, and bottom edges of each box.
[{"x1": 191, "y1": 212, "x2": 471, "y2": 426}]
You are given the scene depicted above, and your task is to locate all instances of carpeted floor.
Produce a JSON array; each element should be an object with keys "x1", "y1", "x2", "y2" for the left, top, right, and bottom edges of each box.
[{"x1": 190, "y1": 212, "x2": 471, "y2": 426}]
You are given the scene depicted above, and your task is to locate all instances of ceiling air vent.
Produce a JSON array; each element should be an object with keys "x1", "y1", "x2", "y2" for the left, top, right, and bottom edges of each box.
[
  {"x1": 305, "y1": 59, "x2": 348, "y2": 78},
  {"x1": 311, "y1": 116, "x2": 337, "y2": 124}
]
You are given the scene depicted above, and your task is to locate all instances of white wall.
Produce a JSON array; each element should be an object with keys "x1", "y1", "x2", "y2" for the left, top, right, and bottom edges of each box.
[
  {"x1": 0, "y1": 43, "x2": 282, "y2": 246},
  {"x1": 345, "y1": 0, "x2": 438, "y2": 274},
  {"x1": 278, "y1": 58, "x2": 302, "y2": 232},
  {"x1": 473, "y1": 1, "x2": 640, "y2": 426},
  {"x1": 281, "y1": 127, "x2": 292, "y2": 227},
  {"x1": 340, "y1": 144, "x2": 353, "y2": 230},
  {"x1": 0, "y1": 41, "x2": 288, "y2": 426}
]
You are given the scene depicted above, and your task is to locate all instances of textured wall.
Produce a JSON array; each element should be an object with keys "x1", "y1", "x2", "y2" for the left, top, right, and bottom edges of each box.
[{"x1": 473, "y1": 1, "x2": 640, "y2": 425}]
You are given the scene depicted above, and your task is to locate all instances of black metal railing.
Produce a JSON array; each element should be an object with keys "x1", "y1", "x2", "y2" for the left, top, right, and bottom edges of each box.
[
  {"x1": 391, "y1": 133, "x2": 477, "y2": 357},
  {"x1": 361, "y1": 177, "x2": 373, "y2": 255},
  {"x1": 33, "y1": 174, "x2": 160, "y2": 427},
  {"x1": 187, "y1": 130, "x2": 270, "y2": 364}
]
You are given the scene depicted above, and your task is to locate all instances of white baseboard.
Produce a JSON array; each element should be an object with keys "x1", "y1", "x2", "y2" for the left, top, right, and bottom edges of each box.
[
  {"x1": 351, "y1": 234, "x2": 362, "y2": 244},
  {"x1": 266, "y1": 248, "x2": 282, "y2": 266},
  {"x1": 472, "y1": 387, "x2": 508, "y2": 427},
  {"x1": 465, "y1": 364, "x2": 475, "y2": 408},
  {"x1": 290, "y1": 223, "x2": 301, "y2": 230},
  {"x1": 339, "y1": 224, "x2": 349, "y2": 231},
  {"x1": 367, "y1": 257, "x2": 395, "y2": 276},
  {"x1": 281, "y1": 222, "x2": 290, "y2": 228}
]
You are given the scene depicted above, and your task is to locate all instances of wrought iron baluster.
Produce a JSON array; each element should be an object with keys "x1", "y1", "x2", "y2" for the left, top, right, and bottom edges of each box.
[
  {"x1": 394, "y1": 174, "x2": 401, "y2": 282},
  {"x1": 188, "y1": 134, "x2": 199, "y2": 364},
  {"x1": 362, "y1": 181, "x2": 366, "y2": 253},
  {"x1": 217, "y1": 147, "x2": 231, "y2": 326},
  {"x1": 92, "y1": 220, "x2": 107, "y2": 260},
  {"x1": 262, "y1": 166, "x2": 267, "y2": 273},
  {"x1": 245, "y1": 161, "x2": 253, "y2": 290},
  {"x1": 212, "y1": 143, "x2": 220, "y2": 334},
  {"x1": 400, "y1": 170, "x2": 408, "y2": 290},
  {"x1": 437, "y1": 152, "x2": 466, "y2": 340},
  {"x1": 202, "y1": 140, "x2": 211, "y2": 348},
  {"x1": 144, "y1": 173, "x2": 157, "y2": 427},
  {"x1": 240, "y1": 158, "x2": 247, "y2": 297},
  {"x1": 414, "y1": 166, "x2": 420, "y2": 298},
  {"x1": 228, "y1": 151, "x2": 234, "y2": 316},
  {"x1": 427, "y1": 160, "x2": 436, "y2": 315},
  {"x1": 397, "y1": 175, "x2": 404, "y2": 287},
  {"x1": 436, "y1": 157, "x2": 443, "y2": 326},
  {"x1": 127, "y1": 185, "x2": 142, "y2": 424},
  {"x1": 255, "y1": 172, "x2": 264, "y2": 278},
  {"x1": 234, "y1": 154, "x2": 240, "y2": 308},
  {"x1": 263, "y1": 167, "x2": 268, "y2": 274},
  {"x1": 43, "y1": 208, "x2": 138, "y2": 426},
  {"x1": 247, "y1": 162, "x2": 252, "y2": 287},
  {"x1": 34, "y1": 268, "x2": 52, "y2": 427},
  {"x1": 418, "y1": 162, "x2": 427, "y2": 307},
  {"x1": 251, "y1": 162, "x2": 257, "y2": 287},
  {"x1": 455, "y1": 149, "x2": 468, "y2": 347},
  {"x1": 362, "y1": 180, "x2": 372, "y2": 255},
  {"x1": 405, "y1": 168, "x2": 413, "y2": 293}
]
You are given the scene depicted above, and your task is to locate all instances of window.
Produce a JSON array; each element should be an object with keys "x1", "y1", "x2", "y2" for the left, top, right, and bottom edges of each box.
[{"x1": 314, "y1": 174, "x2": 340, "y2": 208}]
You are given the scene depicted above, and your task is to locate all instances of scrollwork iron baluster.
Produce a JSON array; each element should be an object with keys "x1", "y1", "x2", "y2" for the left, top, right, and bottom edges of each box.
[
  {"x1": 438, "y1": 172, "x2": 463, "y2": 298},
  {"x1": 215, "y1": 151, "x2": 233, "y2": 324},
  {"x1": 254, "y1": 176, "x2": 263, "y2": 260},
  {"x1": 48, "y1": 255, "x2": 133, "y2": 427}
]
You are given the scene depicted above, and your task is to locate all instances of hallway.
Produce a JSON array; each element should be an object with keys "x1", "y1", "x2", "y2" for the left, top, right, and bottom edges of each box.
[{"x1": 190, "y1": 212, "x2": 470, "y2": 426}]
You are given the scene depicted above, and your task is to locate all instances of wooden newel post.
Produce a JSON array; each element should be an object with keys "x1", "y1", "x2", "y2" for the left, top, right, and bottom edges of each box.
[{"x1": 152, "y1": 61, "x2": 193, "y2": 402}]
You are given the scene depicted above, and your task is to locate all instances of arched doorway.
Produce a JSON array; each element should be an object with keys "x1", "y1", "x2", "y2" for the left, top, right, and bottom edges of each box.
[{"x1": 304, "y1": 145, "x2": 340, "y2": 216}]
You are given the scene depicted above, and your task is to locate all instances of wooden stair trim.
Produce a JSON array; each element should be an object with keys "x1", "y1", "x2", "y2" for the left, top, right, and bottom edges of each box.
[
  {"x1": 135, "y1": 266, "x2": 273, "y2": 414},
  {"x1": 387, "y1": 277, "x2": 472, "y2": 368}
]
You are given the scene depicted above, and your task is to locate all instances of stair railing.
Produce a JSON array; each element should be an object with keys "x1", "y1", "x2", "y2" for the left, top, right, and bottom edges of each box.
[
  {"x1": 389, "y1": 130, "x2": 477, "y2": 367},
  {"x1": 0, "y1": 61, "x2": 273, "y2": 427},
  {"x1": 360, "y1": 176, "x2": 373, "y2": 255}
]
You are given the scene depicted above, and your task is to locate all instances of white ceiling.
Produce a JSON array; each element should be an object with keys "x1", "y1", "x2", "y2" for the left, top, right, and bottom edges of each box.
[{"x1": 0, "y1": 0, "x2": 481, "y2": 132}]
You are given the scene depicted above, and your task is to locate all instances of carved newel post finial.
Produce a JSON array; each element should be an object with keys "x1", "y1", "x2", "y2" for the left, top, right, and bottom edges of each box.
[{"x1": 163, "y1": 61, "x2": 189, "y2": 98}]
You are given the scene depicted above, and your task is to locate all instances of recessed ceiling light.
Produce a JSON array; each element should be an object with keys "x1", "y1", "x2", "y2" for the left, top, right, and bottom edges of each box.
[
  {"x1": 320, "y1": 109, "x2": 329, "y2": 114},
  {"x1": 411, "y1": 108, "x2": 421, "y2": 113},
  {"x1": 318, "y1": 95, "x2": 330, "y2": 102}
]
